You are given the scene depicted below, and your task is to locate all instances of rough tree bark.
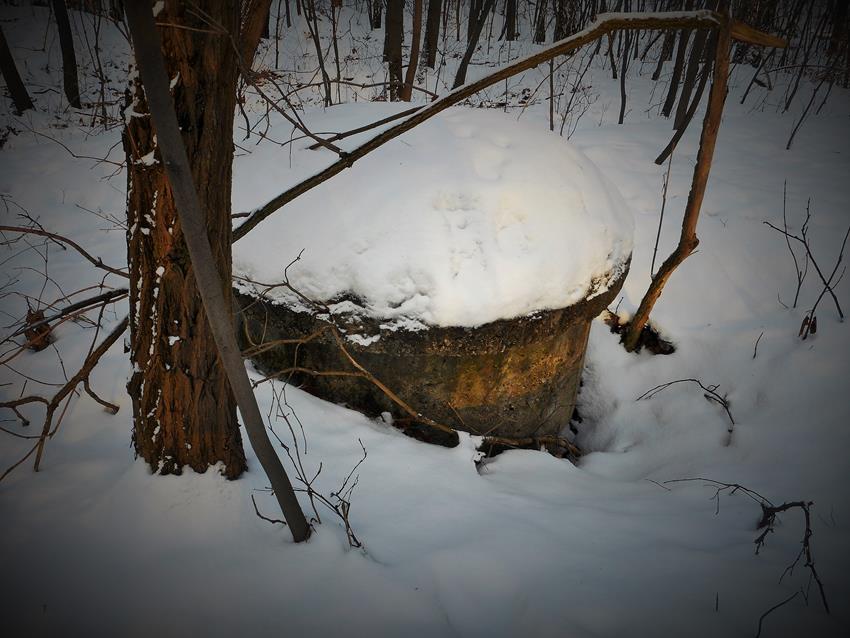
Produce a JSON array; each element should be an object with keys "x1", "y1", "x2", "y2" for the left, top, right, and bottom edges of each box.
[
  {"x1": 122, "y1": 0, "x2": 266, "y2": 478},
  {"x1": 0, "y1": 25, "x2": 34, "y2": 114},
  {"x1": 124, "y1": 0, "x2": 309, "y2": 539}
]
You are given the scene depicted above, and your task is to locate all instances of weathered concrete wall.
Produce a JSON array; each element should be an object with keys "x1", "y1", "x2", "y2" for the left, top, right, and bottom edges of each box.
[{"x1": 236, "y1": 265, "x2": 627, "y2": 440}]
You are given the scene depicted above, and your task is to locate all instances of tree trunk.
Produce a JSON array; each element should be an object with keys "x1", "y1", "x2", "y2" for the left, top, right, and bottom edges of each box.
[
  {"x1": 52, "y1": 0, "x2": 82, "y2": 108},
  {"x1": 385, "y1": 0, "x2": 403, "y2": 99},
  {"x1": 423, "y1": 0, "x2": 442, "y2": 68},
  {"x1": 503, "y1": 0, "x2": 517, "y2": 41},
  {"x1": 0, "y1": 25, "x2": 34, "y2": 114},
  {"x1": 401, "y1": 0, "x2": 423, "y2": 100},
  {"x1": 661, "y1": 28, "x2": 690, "y2": 118},
  {"x1": 533, "y1": 0, "x2": 548, "y2": 44},
  {"x1": 452, "y1": 0, "x2": 495, "y2": 88},
  {"x1": 553, "y1": 0, "x2": 570, "y2": 41},
  {"x1": 467, "y1": 0, "x2": 482, "y2": 44},
  {"x1": 674, "y1": 28, "x2": 709, "y2": 130},
  {"x1": 123, "y1": 0, "x2": 246, "y2": 478},
  {"x1": 372, "y1": 0, "x2": 383, "y2": 29}
]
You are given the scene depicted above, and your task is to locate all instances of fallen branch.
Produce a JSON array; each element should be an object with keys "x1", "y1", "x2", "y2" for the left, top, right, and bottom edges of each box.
[
  {"x1": 664, "y1": 478, "x2": 829, "y2": 616},
  {"x1": 0, "y1": 315, "x2": 128, "y2": 482}
]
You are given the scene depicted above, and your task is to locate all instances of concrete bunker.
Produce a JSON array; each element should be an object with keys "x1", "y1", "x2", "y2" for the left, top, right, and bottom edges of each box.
[{"x1": 234, "y1": 105, "x2": 633, "y2": 443}]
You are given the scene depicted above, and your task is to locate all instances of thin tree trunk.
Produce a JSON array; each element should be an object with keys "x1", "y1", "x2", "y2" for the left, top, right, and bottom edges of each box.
[
  {"x1": 674, "y1": 28, "x2": 708, "y2": 129},
  {"x1": 661, "y1": 27, "x2": 689, "y2": 117},
  {"x1": 423, "y1": 0, "x2": 443, "y2": 68},
  {"x1": 452, "y1": 0, "x2": 496, "y2": 88},
  {"x1": 122, "y1": 0, "x2": 246, "y2": 478},
  {"x1": 504, "y1": 0, "x2": 517, "y2": 41},
  {"x1": 330, "y1": 1, "x2": 343, "y2": 103},
  {"x1": 385, "y1": 0, "x2": 403, "y2": 99},
  {"x1": 651, "y1": 30, "x2": 674, "y2": 80},
  {"x1": 52, "y1": 0, "x2": 82, "y2": 108},
  {"x1": 305, "y1": 0, "x2": 333, "y2": 106},
  {"x1": 618, "y1": 30, "x2": 631, "y2": 123},
  {"x1": 372, "y1": 0, "x2": 383, "y2": 29},
  {"x1": 0, "y1": 25, "x2": 34, "y2": 114},
  {"x1": 468, "y1": 0, "x2": 483, "y2": 43},
  {"x1": 401, "y1": 0, "x2": 424, "y2": 101},
  {"x1": 624, "y1": 16, "x2": 732, "y2": 352},
  {"x1": 554, "y1": 0, "x2": 574, "y2": 41},
  {"x1": 534, "y1": 0, "x2": 548, "y2": 44}
]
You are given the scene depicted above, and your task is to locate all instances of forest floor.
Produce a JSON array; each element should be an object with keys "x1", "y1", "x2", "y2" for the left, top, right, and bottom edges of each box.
[{"x1": 1, "y1": 5, "x2": 849, "y2": 637}]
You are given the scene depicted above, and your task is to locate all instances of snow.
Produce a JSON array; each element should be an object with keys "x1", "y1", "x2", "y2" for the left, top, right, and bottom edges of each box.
[
  {"x1": 1, "y1": 4, "x2": 850, "y2": 638},
  {"x1": 233, "y1": 104, "x2": 633, "y2": 328}
]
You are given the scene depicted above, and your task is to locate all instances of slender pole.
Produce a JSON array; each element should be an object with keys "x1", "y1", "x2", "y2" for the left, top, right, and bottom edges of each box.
[{"x1": 124, "y1": 2, "x2": 310, "y2": 542}]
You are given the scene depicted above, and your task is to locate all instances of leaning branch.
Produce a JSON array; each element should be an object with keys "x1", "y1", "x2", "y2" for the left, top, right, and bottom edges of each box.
[{"x1": 233, "y1": 10, "x2": 785, "y2": 242}]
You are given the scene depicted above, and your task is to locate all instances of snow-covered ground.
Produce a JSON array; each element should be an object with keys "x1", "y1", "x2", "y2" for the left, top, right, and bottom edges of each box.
[{"x1": 1, "y1": 5, "x2": 849, "y2": 637}]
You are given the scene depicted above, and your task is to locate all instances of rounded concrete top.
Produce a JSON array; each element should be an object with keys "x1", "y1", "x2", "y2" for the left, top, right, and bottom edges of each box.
[{"x1": 234, "y1": 104, "x2": 633, "y2": 329}]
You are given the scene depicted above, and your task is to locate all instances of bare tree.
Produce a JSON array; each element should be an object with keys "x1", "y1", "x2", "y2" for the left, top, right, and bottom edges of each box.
[
  {"x1": 121, "y1": 0, "x2": 272, "y2": 478},
  {"x1": 124, "y1": 0, "x2": 310, "y2": 541}
]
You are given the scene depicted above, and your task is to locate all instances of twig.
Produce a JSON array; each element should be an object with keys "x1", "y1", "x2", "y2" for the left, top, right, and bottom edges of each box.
[
  {"x1": 752, "y1": 331, "x2": 764, "y2": 359},
  {"x1": 665, "y1": 478, "x2": 829, "y2": 616},
  {"x1": 251, "y1": 493, "x2": 287, "y2": 526},
  {"x1": 637, "y1": 378, "x2": 735, "y2": 433},
  {"x1": 755, "y1": 591, "x2": 800, "y2": 638},
  {"x1": 0, "y1": 225, "x2": 128, "y2": 279}
]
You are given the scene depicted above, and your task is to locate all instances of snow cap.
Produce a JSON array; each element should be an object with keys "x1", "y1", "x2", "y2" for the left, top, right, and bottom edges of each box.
[{"x1": 234, "y1": 105, "x2": 634, "y2": 328}]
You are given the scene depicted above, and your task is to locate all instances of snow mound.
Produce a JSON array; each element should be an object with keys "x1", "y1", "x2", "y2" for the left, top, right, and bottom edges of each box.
[{"x1": 234, "y1": 105, "x2": 634, "y2": 328}]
